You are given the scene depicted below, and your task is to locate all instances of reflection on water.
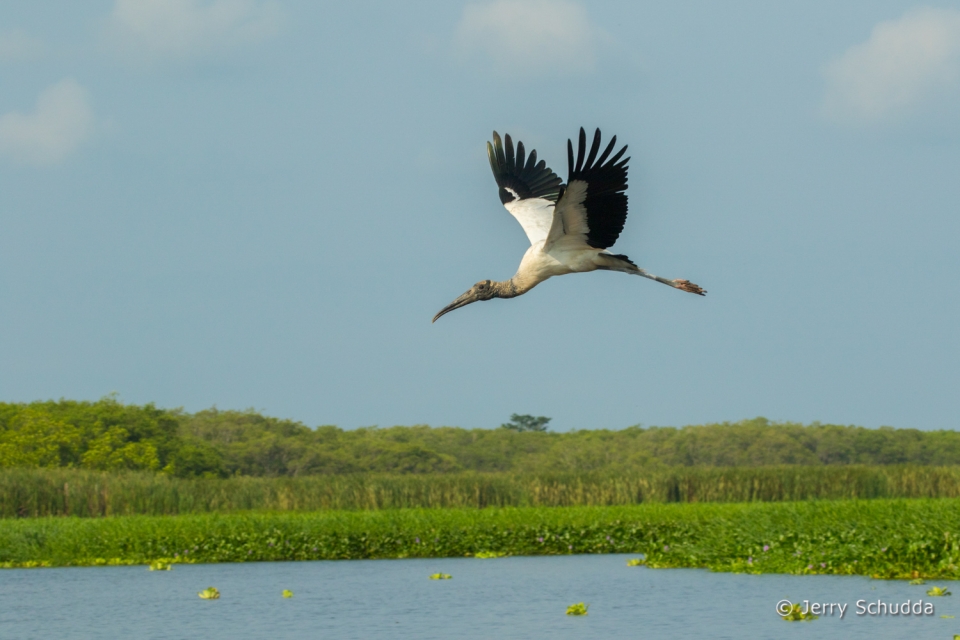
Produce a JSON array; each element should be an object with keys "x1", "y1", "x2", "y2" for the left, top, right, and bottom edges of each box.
[{"x1": 1, "y1": 554, "x2": 956, "y2": 639}]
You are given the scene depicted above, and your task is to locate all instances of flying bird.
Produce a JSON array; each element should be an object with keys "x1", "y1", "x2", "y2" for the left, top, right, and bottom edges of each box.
[{"x1": 433, "y1": 128, "x2": 705, "y2": 323}]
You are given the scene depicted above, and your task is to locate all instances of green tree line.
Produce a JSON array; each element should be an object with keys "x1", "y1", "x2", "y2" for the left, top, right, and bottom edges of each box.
[{"x1": 2, "y1": 398, "x2": 960, "y2": 477}]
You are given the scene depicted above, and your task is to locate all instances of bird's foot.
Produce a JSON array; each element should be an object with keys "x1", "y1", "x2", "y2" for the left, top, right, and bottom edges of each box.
[{"x1": 673, "y1": 279, "x2": 706, "y2": 296}]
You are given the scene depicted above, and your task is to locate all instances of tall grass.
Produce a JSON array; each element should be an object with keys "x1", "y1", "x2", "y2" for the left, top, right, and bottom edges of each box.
[{"x1": 5, "y1": 465, "x2": 960, "y2": 517}]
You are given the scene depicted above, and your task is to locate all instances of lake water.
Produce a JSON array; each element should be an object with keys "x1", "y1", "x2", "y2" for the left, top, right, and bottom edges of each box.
[{"x1": 1, "y1": 554, "x2": 956, "y2": 639}]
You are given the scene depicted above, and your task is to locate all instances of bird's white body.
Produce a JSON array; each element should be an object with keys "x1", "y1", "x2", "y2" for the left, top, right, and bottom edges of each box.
[
  {"x1": 506, "y1": 182, "x2": 632, "y2": 292},
  {"x1": 516, "y1": 242, "x2": 576, "y2": 285}
]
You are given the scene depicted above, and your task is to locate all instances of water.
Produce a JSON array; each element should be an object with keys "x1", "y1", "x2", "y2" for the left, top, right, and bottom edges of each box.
[{"x1": 1, "y1": 555, "x2": 956, "y2": 639}]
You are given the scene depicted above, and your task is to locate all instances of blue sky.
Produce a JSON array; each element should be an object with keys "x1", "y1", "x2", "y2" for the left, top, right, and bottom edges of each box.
[{"x1": 1, "y1": 1, "x2": 959, "y2": 431}]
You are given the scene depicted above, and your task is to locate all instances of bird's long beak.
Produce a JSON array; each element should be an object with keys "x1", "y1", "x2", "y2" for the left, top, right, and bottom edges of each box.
[{"x1": 432, "y1": 289, "x2": 480, "y2": 323}]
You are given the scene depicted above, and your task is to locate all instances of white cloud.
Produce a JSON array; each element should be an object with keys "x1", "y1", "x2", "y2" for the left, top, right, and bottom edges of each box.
[
  {"x1": 0, "y1": 30, "x2": 44, "y2": 63},
  {"x1": 456, "y1": 0, "x2": 603, "y2": 75},
  {"x1": 823, "y1": 7, "x2": 960, "y2": 124},
  {"x1": 0, "y1": 79, "x2": 94, "y2": 166},
  {"x1": 105, "y1": 0, "x2": 282, "y2": 61}
]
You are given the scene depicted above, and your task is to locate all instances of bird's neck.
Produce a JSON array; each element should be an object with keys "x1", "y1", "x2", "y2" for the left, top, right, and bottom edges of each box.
[{"x1": 492, "y1": 274, "x2": 537, "y2": 299}]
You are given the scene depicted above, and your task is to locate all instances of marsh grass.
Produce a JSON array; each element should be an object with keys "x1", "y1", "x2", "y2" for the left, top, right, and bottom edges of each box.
[{"x1": 6, "y1": 465, "x2": 960, "y2": 518}]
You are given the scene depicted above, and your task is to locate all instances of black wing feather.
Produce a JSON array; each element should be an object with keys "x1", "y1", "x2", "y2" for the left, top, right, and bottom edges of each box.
[
  {"x1": 595, "y1": 136, "x2": 616, "y2": 166},
  {"x1": 487, "y1": 131, "x2": 563, "y2": 205},
  {"x1": 567, "y1": 127, "x2": 630, "y2": 250},
  {"x1": 504, "y1": 134, "x2": 515, "y2": 172}
]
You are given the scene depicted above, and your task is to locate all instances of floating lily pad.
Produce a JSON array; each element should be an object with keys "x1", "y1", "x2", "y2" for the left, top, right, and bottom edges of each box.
[
  {"x1": 927, "y1": 586, "x2": 952, "y2": 596},
  {"x1": 198, "y1": 587, "x2": 220, "y2": 600},
  {"x1": 282, "y1": 589, "x2": 293, "y2": 598},
  {"x1": 474, "y1": 551, "x2": 506, "y2": 559},
  {"x1": 566, "y1": 602, "x2": 589, "y2": 616},
  {"x1": 781, "y1": 603, "x2": 818, "y2": 621},
  {"x1": 429, "y1": 573, "x2": 452, "y2": 580},
  {"x1": 626, "y1": 558, "x2": 645, "y2": 567}
]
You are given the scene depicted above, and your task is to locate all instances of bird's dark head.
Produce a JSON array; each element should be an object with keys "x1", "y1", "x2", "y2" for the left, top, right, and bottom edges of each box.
[{"x1": 432, "y1": 280, "x2": 497, "y2": 323}]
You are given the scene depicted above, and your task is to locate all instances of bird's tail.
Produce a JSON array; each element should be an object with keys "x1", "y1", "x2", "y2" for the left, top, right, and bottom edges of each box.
[
  {"x1": 598, "y1": 253, "x2": 706, "y2": 295},
  {"x1": 598, "y1": 253, "x2": 640, "y2": 273}
]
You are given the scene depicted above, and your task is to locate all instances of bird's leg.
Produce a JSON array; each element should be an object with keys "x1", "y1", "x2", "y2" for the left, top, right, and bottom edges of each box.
[
  {"x1": 596, "y1": 254, "x2": 705, "y2": 296},
  {"x1": 635, "y1": 268, "x2": 706, "y2": 296}
]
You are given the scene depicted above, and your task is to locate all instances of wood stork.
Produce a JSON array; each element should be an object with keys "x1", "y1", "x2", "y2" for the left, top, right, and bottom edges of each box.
[{"x1": 433, "y1": 128, "x2": 705, "y2": 322}]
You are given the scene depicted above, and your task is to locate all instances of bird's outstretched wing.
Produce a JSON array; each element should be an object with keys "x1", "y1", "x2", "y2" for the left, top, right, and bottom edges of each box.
[
  {"x1": 552, "y1": 128, "x2": 629, "y2": 250},
  {"x1": 487, "y1": 131, "x2": 563, "y2": 246}
]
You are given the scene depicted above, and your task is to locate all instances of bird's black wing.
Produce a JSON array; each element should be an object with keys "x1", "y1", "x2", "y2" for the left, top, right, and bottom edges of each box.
[
  {"x1": 562, "y1": 127, "x2": 629, "y2": 250},
  {"x1": 487, "y1": 131, "x2": 563, "y2": 205}
]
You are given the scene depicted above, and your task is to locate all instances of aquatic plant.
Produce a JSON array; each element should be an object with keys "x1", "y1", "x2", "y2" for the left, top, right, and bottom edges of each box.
[
  {"x1": 626, "y1": 558, "x2": 645, "y2": 566},
  {"x1": 566, "y1": 602, "x2": 588, "y2": 616},
  {"x1": 281, "y1": 589, "x2": 293, "y2": 598},
  {"x1": 148, "y1": 559, "x2": 171, "y2": 571},
  {"x1": 3, "y1": 500, "x2": 960, "y2": 580},
  {"x1": 781, "y1": 603, "x2": 817, "y2": 621},
  {"x1": 908, "y1": 578, "x2": 925, "y2": 585},
  {"x1": 198, "y1": 587, "x2": 220, "y2": 599},
  {"x1": 926, "y1": 586, "x2": 951, "y2": 596},
  {"x1": 428, "y1": 573, "x2": 452, "y2": 580}
]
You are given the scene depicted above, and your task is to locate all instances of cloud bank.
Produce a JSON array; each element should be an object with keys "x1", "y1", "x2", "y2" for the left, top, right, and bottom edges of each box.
[
  {"x1": 823, "y1": 7, "x2": 960, "y2": 124},
  {"x1": 456, "y1": 0, "x2": 602, "y2": 75},
  {"x1": 0, "y1": 79, "x2": 94, "y2": 166},
  {"x1": 105, "y1": 0, "x2": 282, "y2": 61}
]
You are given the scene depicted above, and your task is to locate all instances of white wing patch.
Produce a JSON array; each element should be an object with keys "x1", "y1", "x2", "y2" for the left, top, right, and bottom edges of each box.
[
  {"x1": 503, "y1": 197, "x2": 557, "y2": 246},
  {"x1": 554, "y1": 180, "x2": 589, "y2": 241}
]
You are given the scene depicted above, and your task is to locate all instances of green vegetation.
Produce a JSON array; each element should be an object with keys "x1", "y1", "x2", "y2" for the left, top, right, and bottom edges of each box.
[
  {"x1": 781, "y1": 603, "x2": 817, "y2": 621},
  {"x1": 2, "y1": 500, "x2": 960, "y2": 579},
  {"x1": 282, "y1": 589, "x2": 293, "y2": 598},
  {"x1": 429, "y1": 573, "x2": 452, "y2": 579},
  {"x1": 927, "y1": 586, "x2": 952, "y2": 596},
  {"x1": 6, "y1": 465, "x2": 960, "y2": 517},
  {"x1": 566, "y1": 602, "x2": 589, "y2": 616},
  {"x1": 4, "y1": 399, "x2": 960, "y2": 479},
  {"x1": 198, "y1": 587, "x2": 220, "y2": 600},
  {"x1": 6, "y1": 396, "x2": 960, "y2": 596},
  {"x1": 0, "y1": 398, "x2": 195, "y2": 474}
]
